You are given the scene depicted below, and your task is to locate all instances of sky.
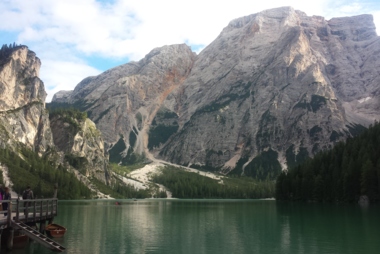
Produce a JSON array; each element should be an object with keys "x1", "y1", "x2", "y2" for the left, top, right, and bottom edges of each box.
[{"x1": 1, "y1": 0, "x2": 379, "y2": 102}]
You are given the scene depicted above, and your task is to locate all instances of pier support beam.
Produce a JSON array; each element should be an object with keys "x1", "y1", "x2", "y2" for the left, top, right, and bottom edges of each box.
[
  {"x1": 0, "y1": 229, "x2": 2, "y2": 251},
  {"x1": 5, "y1": 227, "x2": 14, "y2": 251},
  {"x1": 39, "y1": 220, "x2": 46, "y2": 234}
]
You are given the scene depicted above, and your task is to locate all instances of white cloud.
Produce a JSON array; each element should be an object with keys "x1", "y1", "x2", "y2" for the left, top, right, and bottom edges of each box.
[
  {"x1": 41, "y1": 60, "x2": 101, "y2": 102},
  {"x1": 373, "y1": 11, "x2": 380, "y2": 35},
  {"x1": 3, "y1": 0, "x2": 334, "y2": 60},
  {"x1": 0, "y1": 0, "x2": 379, "y2": 102}
]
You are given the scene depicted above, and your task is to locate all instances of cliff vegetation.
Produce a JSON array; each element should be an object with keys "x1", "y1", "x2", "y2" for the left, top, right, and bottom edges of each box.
[{"x1": 0, "y1": 146, "x2": 92, "y2": 199}]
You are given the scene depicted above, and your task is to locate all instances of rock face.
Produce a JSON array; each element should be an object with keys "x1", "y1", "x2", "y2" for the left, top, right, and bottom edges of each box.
[
  {"x1": 52, "y1": 90, "x2": 73, "y2": 103},
  {"x1": 0, "y1": 45, "x2": 54, "y2": 154},
  {"x1": 160, "y1": 7, "x2": 380, "y2": 176},
  {"x1": 49, "y1": 112, "x2": 109, "y2": 183},
  {"x1": 0, "y1": 45, "x2": 109, "y2": 184},
  {"x1": 53, "y1": 7, "x2": 380, "y2": 176},
  {"x1": 54, "y1": 44, "x2": 195, "y2": 163}
]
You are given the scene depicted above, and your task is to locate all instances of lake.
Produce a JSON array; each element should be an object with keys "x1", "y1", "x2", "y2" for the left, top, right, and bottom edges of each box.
[{"x1": 12, "y1": 199, "x2": 380, "y2": 254}]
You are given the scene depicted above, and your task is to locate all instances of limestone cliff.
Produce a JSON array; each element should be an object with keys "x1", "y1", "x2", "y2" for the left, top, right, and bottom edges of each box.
[
  {"x1": 0, "y1": 45, "x2": 109, "y2": 187},
  {"x1": 160, "y1": 7, "x2": 380, "y2": 176},
  {"x1": 53, "y1": 7, "x2": 380, "y2": 177},
  {"x1": 49, "y1": 110, "x2": 109, "y2": 183},
  {"x1": 0, "y1": 45, "x2": 54, "y2": 154},
  {"x1": 52, "y1": 44, "x2": 195, "y2": 164}
]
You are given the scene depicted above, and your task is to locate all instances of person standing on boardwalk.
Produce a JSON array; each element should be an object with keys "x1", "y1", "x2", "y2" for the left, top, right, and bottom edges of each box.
[
  {"x1": 22, "y1": 186, "x2": 34, "y2": 216},
  {"x1": 3, "y1": 187, "x2": 11, "y2": 216}
]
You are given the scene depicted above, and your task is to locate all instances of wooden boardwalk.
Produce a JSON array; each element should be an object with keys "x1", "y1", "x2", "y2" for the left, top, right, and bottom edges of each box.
[
  {"x1": 0, "y1": 198, "x2": 65, "y2": 252},
  {"x1": 0, "y1": 198, "x2": 58, "y2": 225}
]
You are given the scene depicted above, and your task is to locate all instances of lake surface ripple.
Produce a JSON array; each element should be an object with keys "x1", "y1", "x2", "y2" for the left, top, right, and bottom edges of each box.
[{"x1": 17, "y1": 199, "x2": 380, "y2": 254}]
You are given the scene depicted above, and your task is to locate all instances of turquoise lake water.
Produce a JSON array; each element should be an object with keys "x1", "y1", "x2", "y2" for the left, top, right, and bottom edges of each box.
[{"x1": 11, "y1": 199, "x2": 380, "y2": 254}]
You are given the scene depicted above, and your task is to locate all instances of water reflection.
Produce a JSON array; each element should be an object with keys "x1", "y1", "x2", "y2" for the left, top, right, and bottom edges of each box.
[
  {"x1": 276, "y1": 202, "x2": 380, "y2": 254},
  {"x1": 55, "y1": 200, "x2": 281, "y2": 254},
  {"x1": 13, "y1": 200, "x2": 380, "y2": 254}
]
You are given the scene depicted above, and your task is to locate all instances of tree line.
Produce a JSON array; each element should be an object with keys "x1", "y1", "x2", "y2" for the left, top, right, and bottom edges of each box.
[
  {"x1": 0, "y1": 43, "x2": 24, "y2": 68},
  {"x1": 151, "y1": 166, "x2": 275, "y2": 199},
  {"x1": 276, "y1": 122, "x2": 380, "y2": 203},
  {"x1": 0, "y1": 43, "x2": 23, "y2": 56},
  {"x1": 48, "y1": 107, "x2": 87, "y2": 121},
  {"x1": 0, "y1": 147, "x2": 92, "y2": 199},
  {"x1": 48, "y1": 107, "x2": 88, "y2": 133},
  {"x1": 90, "y1": 176, "x2": 156, "y2": 199},
  {"x1": 0, "y1": 145, "x2": 162, "y2": 200}
]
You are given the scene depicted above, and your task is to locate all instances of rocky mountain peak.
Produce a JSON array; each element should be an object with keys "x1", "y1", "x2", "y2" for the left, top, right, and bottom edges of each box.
[
  {"x1": 0, "y1": 45, "x2": 46, "y2": 111},
  {"x1": 66, "y1": 43, "x2": 195, "y2": 104},
  {"x1": 52, "y1": 7, "x2": 380, "y2": 177},
  {"x1": 0, "y1": 45, "x2": 52, "y2": 153},
  {"x1": 52, "y1": 44, "x2": 196, "y2": 163},
  {"x1": 328, "y1": 14, "x2": 377, "y2": 42},
  {"x1": 227, "y1": 6, "x2": 303, "y2": 30},
  {"x1": 159, "y1": 7, "x2": 380, "y2": 174},
  {"x1": 52, "y1": 90, "x2": 73, "y2": 103}
]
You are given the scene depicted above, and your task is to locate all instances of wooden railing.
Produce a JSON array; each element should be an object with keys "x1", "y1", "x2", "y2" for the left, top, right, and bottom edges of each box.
[{"x1": 0, "y1": 198, "x2": 58, "y2": 226}]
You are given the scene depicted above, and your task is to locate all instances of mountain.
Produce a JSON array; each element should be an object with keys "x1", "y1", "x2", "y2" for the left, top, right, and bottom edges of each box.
[
  {"x1": 160, "y1": 7, "x2": 380, "y2": 176},
  {"x1": 52, "y1": 7, "x2": 380, "y2": 178},
  {"x1": 0, "y1": 45, "x2": 109, "y2": 196},
  {"x1": 0, "y1": 44, "x2": 54, "y2": 154},
  {"x1": 52, "y1": 44, "x2": 196, "y2": 164}
]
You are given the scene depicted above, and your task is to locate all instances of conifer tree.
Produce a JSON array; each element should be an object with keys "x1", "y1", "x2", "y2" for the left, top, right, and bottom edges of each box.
[{"x1": 276, "y1": 122, "x2": 380, "y2": 203}]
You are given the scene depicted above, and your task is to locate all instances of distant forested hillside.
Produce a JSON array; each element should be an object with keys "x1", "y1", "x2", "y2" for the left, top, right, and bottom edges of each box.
[
  {"x1": 276, "y1": 122, "x2": 380, "y2": 203},
  {"x1": 0, "y1": 147, "x2": 92, "y2": 199},
  {"x1": 152, "y1": 166, "x2": 275, "y2": 199}
]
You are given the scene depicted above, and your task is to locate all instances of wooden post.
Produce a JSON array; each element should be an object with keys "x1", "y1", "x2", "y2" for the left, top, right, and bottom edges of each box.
[
  {"x1": 39, "y1": 220, "x2": 46, "y2": 234},
  {"x1": 53, "y1": 183, "x2": 58, "y2": 218},
  {"x1": 40, "y1": 200, "x2": 43, "y2": 220},
  {"x1": 25, "y1": 200, "x2": 29, "y2": 223},
  {"x1": 7, "y1": 200, "x2": 12, "y2": 227},
  {"x1": 47, "y1": 200, "x2": 50, "y2": 218},
  {"x1": 54, "y1": 183, "x2": 58, "y2": 198},
  {"x1": 6, "y1": 227, "x2": 14, "y2": 251},
  {"x1": 44, "y1": 200, "x2": 47, "y2": 218},
  {"x1": 33, "y1": 200, "x2": 37, "y2": 221},
  {"x1": 16, "y1": 198, "x2": 19, "y2": 221},
  {"x1": 50, "y1": 199, "x2": 54, "y2": 217}
]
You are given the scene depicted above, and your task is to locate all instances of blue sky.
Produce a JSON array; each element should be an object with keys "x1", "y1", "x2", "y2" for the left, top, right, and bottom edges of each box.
[{"x1": 1, "y1": 0, "x2": 379, "y2": 102}]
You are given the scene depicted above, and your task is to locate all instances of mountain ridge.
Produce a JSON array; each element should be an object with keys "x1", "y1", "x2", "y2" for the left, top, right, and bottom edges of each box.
[{"x1": 52, "y1": 7, "x2": 380, "y2": 176}]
